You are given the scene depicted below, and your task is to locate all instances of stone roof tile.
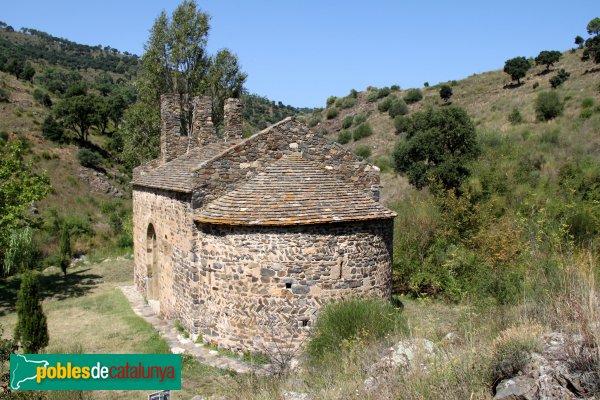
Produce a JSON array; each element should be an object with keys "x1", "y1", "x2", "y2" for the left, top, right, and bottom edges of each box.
[
  {"x1": 195, "y1": 153, "x2": 396, "y2": 226},
  {"x1": 131, "y1": 141, "x2": 236, "y2": 192}
]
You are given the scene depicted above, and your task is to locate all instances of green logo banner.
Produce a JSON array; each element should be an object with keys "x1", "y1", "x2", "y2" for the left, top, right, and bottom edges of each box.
[{"x1": 10, "y1": 354, "x2": 181, "y2": 390}]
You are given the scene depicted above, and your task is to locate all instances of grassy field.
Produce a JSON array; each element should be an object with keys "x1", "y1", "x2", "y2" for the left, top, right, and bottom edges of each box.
[{"x1": 0, "y1": 255, "x2": 238, "y2": 399}]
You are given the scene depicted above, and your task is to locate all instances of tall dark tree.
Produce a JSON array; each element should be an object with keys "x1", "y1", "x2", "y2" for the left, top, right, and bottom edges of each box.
[
  {"x1": 503, "y1": 57, "x2": 531, "y2": 85},
  {"x1": 439, "y1": 85, "x2": 453, "y2": 103},
  {"x1": 119, "y1": 0, "x2": 247, "y2": 169},
  {"x1": 5, "y1": 58, "x2": 23, "y2": 79},
  {"x1": 14, "y1": 271, "x2": 49, "y2": 353},
  {"x1": 20, "y1": 62, "x2": 35, "y2": 82},
  {"x1": 575, "y1": 35, "x2": 584, "y2": 48},
  {"x1": 534, "y1": 50, "x2": 561, "y2": 72},
  {"x1": 393, "y1": 106, "x2": 479, "y2": 191},
  {"x1": 583, "y1": 18, "x2": 600, "y2": 63}
]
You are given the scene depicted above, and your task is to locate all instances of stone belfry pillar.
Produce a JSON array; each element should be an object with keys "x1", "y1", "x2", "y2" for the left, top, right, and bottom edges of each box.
[
  {"x1": 160, "y1": 94, "x2": 181, "y2": 163},
  {"x1": 223, "y1": 98, "x2": 243, "y2": 142},
  {"x1": 192, "y1": 96, "x2": 216, "y2": 145}
]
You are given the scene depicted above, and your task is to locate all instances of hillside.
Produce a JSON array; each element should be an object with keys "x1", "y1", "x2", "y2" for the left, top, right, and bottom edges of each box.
[{"x1": 0, "y1": 23, "x2": 312, "y2": 260}]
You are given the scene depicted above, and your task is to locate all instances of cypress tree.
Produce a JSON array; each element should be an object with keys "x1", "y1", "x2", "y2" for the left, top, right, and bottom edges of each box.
[
  {"x1": 59, "y1": 224, "x2": 71, "y2": 277},
  {"x1": 14, "y1": 271, "x2": 49, "y2": 353}
]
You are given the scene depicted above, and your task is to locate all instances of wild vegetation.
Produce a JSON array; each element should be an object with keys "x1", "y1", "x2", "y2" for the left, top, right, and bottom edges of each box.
[{"x1": 0, "y1": 5, "x2": 599, "y2": 399}]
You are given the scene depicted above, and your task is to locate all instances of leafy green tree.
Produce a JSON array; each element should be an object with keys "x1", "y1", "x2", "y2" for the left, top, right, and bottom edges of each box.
[
  {"x1": 77, "y1": 148, "x2": 103, "y2": 169},
  {"x1": 0, "y1": 141, "x2": 51, "y2": 267},
  {"x1": 534, "y1": 50, "x2": 561, "y2": 72},
  {"x1": 388, "y1": 99, "x2": 408, "y2": 118},
  {"x1": 393, "y1": 106, "x2": 479, "y2": 190},
  {"x1": 575, "y1": 35, "x2": 584, "y2": 48},
  {"x1": 503, "y1": 57, "x2": 531, "y2": 85},
  {"x1": 94, "y1": 72, "x2": 114, "y2": 96},
  {"x1": 583, "y1": 35, "x2": 600, "y2": 63},
  {"x1": 587, "y1": 17, "x2": 600, "y2": 36},
  {"x1": 20, "y1": 62, "x2": 35, "y2": 82},
  {"x1": 120, "y1": 0, "x2": 247, "y2": 169},
  {"x1": 14, "y1": 271, "x2": 49, "y2": 353},
  {"x1": 439, "y1": 85, "x2": 453, "y2": 103},
  {"x1": 53, "y1": 95, "x2": 100, "y2": 141}
]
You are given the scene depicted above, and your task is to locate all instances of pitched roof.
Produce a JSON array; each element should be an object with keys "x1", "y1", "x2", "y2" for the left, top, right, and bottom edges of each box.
[
  {"x1": 131, "y1": 141, "x2": 235, "y2": 192},
  {"x1": 195, "y1": 153, "x2": 396, "y2": 226}
]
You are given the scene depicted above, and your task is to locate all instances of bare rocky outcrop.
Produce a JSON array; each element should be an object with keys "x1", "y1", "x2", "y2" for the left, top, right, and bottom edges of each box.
[
  {"x1": 494, "y1": 332, "x2": 600, "y2": 400},
  {"x1": 78, "y1": 166, "x2": 125, "y2": 198}
]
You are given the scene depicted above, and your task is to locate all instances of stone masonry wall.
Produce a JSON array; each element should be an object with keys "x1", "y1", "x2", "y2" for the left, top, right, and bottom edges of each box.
[
  {"x1": 132, "y1": 186, "x2": 196, "y2": 321},
  {"x1": 182, "y1": 219, "x2": 394, "y2": 353},
  {"x1": 223, "y1": 98, "x2": 243, "y2": 142},
  {"x1": 191, "y1": 118, "x2": 381, "y2": 209}
]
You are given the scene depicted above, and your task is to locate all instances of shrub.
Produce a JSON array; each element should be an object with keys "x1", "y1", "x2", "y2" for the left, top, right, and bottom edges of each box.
[
  {"x1": 77, "y1": 148, "x2": 103, "y2": 169},
  {"x1": 326, "y1": 96, "x2": 336, "y2": 108},
  {"x1": 305, "y1": 298, "x2": 406, "y2": 362},
  {"x1": 366, "y1": 90, "x2": 379, "y2": 103},
  {"x1": 540, "y1": 128, "x2": 560, "y2": 144},
  {"x1": 349, "y1": 89, "x2": 358, "y2": 98},
  {"x1": 352, "y1": 122, "x2": 373, "y2": 141},
  {"x1": 490, "y1": 324, "x2": 543, "y2": 384},
  {"x1": 374, "y1": 156, "x2": 392, "y2": 172},
  {"x1": 353, "y1": 113, "x2": 367, "y2": 125},
  {"x1": 353, "y1": 144, "x2": 371, "y2": 159},
  {"x1": 339, "y1": 97, "x2": 357, "y2": 109},
  {"x1": 32, "y1": 88, "x2": 52, "y2": 107},
  {"x1": 388, "y1": 99, "x2": 408, "y2": 118},
  {"x1": 404, "y1": 89, "x2": 423, "y2": 104},
  {"x1": 0, "y1": 87, "x2": 9, "y2": 103},
  {"x1": 377, "y1": 87, "x2": 391, "y2": 98},
  {"x1": 508, "y1": 108, "x2": 523, "y2": 125},
  {"x1": 390, "y1": 84, "x2": 400, "y2": 91},
  {"x1": 308, "y1": 115, "x2": 321, "y2": 127},
  {"x1": 582, "y1": 97, "x2": 595, "y2": 108},
  {"x1": 580, "y1": 108, "x2": 593, "y2": 119},
  {"x1": 532, "y1": 82, "x2": 539, "y2": 89},
  {"x1": 341, "y1": 115, "x2": 354, "y2": 129},
  {"x1": 326, "y1": 107, "x2": 338, "y2": 120},
  {"x1": 424, "y1": 82, "x2": 429, "y2": 87},
  {"x1": 549, "y1": 69, "x2": 570, "y2": 88},
  {"x1": 334, "y1": 97, "x2": 344, "y2": 108},
  {"x1": 535, "y1": 91, "x2": 563, "y2": 121},
  {"x1": 41, "y1": 115, "x2": 65, "y2": 142},
  {"x1": 377, "y1": 96, "x2": 394, "y2": 112},
  {"x1": 439, "y1": 85, "x2": 453, "y2": 103},
  {"x1": 394, "y1": 115, "x2": 412, "y2": 133},
  {"x1": 337, "y1": 129, "x2": 352, "y2": 144}
]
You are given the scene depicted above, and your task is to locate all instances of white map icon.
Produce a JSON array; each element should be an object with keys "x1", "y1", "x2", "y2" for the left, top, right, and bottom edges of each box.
[{"x1": 11, "y1": 354, "x2": 49, "y2": 390}]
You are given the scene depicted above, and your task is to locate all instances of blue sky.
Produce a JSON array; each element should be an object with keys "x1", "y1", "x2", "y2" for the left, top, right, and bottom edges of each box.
[{"x1": 2, "y1": 1, "x2": 596, "y2": 107}]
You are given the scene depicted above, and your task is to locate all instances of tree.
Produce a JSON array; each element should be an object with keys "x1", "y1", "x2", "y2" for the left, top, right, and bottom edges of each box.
[
  {"x1": 575, "y1": 35, "x2": 584, "y2": 48},
  {"x1": 119, "y1": 0, "x2": 247, "y2": 169},
  {"x1": 549, "y1": 69, "x2": 570, "y2": 88},
  {"x1": 59, "y1": 224, "x2": 71, "y2": 277},
  {"x1": 14, "y1": 271, "x2": 49, "y2": 353},
  {"x1": 503, "y1": 57, "x2": 531, "y2": 85},
  {"x1": 41, "y1": 115, "x2": 65, "y2": 142},
  {"x1": 535, "y1": 91, "x2": 563, "y2": 121},
  {"x1": 439, "y1": 85, "x2": 453, "y2": 103},
  {"x1": 5, "y1": 58, "x2": 23, "y2": 79},
  {"x1": 587, "y1": 17, "x2": 600, "y2": 36},
  {"x1": 20, "y1": 62, "x2": 35, "y2": 82},
  {"x1": 0, "y1": 141, "x2": 51, "y2": 267},
  {"x1": 53, "y1": 95, "x2": 100, "y2": 141},
  {"x1": 206, "y1": 49, "x2": 247, "y2": 125},
  {"x1": 534, "y1": 50, "x2": 561, "y2": 72},
  {"x1": 393, "y1": 106, "x2": 479, "y2": 191}
]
